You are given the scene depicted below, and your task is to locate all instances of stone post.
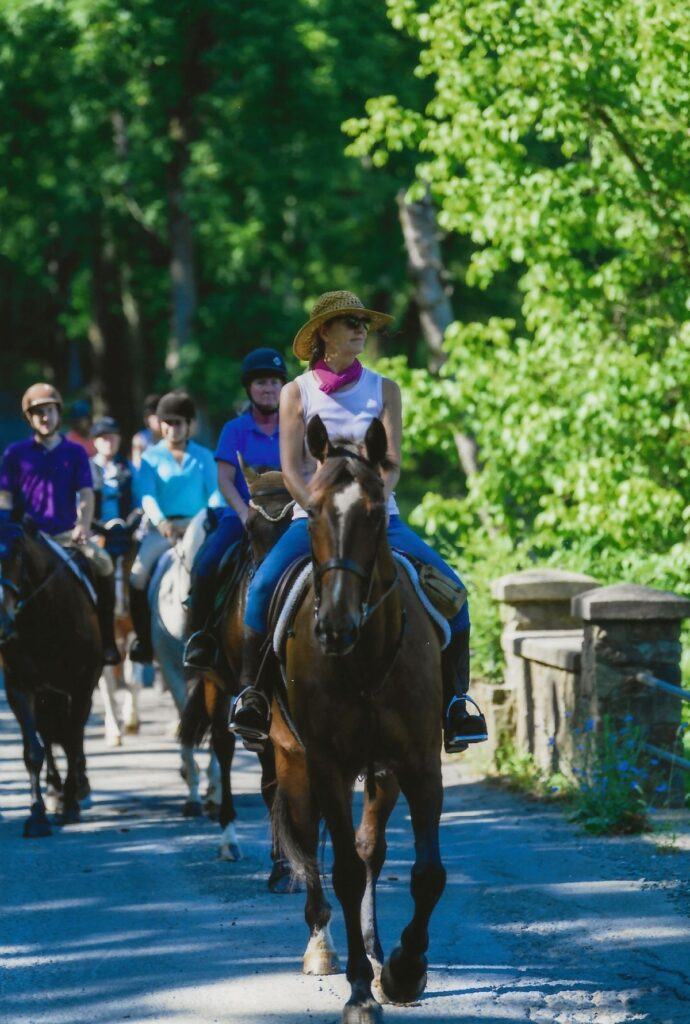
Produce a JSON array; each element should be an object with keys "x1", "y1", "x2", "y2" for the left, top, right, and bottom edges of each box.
[
  {"x1": 488, "y1": 569, "x2": 599, "y2": 760},
  {"x1": 572, "y1": 584, "x2": 690, "y2": 804}
]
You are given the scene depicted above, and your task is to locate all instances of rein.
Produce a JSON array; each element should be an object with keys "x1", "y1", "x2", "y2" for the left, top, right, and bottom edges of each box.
[{"x1": 0, "y1": 536, "x2": 81, "y2": 621}]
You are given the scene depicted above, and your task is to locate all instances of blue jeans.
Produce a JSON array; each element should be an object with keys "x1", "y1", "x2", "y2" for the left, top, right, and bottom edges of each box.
[
  {"x1": 244, "y1": 514, "x2": 470, "y2": 634},
  {"x1": 193, "y1": 509, "x2": 245, "y2": 580}
]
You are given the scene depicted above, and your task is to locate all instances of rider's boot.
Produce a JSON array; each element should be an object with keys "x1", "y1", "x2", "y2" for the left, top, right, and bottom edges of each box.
[
  {"x1": 128, "y1": 586, "x2": 153, "y2": 663},
  {"x1": 183, "y1": 572, "x2": 218, "y2": 671},
  {"x1": 95, "y1": 574, "x2": 121, "y2": 666},
  {"x1": 442, "y1": 628, "x2": 488, "y2": 754},
  {"x1": 228, "y1": 627, "x2": 271, "y2": 749}
]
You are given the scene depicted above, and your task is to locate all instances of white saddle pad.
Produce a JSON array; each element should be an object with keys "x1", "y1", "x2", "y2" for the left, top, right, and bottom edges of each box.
[{"x1": 272, "y1": 552, "x2": 451, "y2": 657}]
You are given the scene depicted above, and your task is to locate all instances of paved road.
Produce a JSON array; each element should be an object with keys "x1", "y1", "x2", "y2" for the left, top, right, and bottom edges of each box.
[{"x1": 1, "y1": 683, "x2": 689, "y2": 1024}]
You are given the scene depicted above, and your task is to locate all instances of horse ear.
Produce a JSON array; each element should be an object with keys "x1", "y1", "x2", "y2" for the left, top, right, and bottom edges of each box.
[
  {"x1": 238, "y1": 451, "x2": 258, "y2": 486},
  {"x1": 306, "y1": 415, "x2": 331, "y2": 463},
  {"x1": 364, "y1": 418, "x2": 388, "y2": 468}
]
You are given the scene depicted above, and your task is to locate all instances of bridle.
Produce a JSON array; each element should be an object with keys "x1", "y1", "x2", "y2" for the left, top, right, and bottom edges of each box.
[
  {"x1": 0, "y1": 530, "x2": 75, "y2": 628},
  {"x1": 248, "y1": 487, "x2": 295, "y2": 523},
  {"x1": 310, "y1": 454, "x2": 402, "y2": 638}
]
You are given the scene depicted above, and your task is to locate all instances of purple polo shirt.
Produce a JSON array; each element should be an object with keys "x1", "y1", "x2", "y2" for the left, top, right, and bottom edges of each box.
[
  {"x1": 214, "y1": 410, "x2": 281, "y2": 506},
  {"x1": 0, "y1": 436, "x2": 93, "y2": 535}
]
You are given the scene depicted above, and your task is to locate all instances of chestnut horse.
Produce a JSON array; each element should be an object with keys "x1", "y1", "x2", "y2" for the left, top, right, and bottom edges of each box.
[
  {"x1": 271, "y1": 416, "x2": 446, "y2": 1024},
  {"x1": 180, "y1": 463, "x2": 295, "y2": 885},
  {"x1": 0, "y1": 520, "x2": 103, "y2": 836}
]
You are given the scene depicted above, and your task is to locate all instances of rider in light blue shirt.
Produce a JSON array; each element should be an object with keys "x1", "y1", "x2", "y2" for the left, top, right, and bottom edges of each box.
[
  {"x1": 137, "y1": 439, "x2": 220, "y2": 525},
  {"x1": 128, "y1": 392, "x2": 223, "y2": 663}
]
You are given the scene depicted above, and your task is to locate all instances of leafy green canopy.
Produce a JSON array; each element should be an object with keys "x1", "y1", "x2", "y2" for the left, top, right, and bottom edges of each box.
[
  {"x1": 346, "y1": 0, "x2": 690, "y2": 666},
  {"x1": 0, "y1": 1, "x2": 424, "y2": 417}
]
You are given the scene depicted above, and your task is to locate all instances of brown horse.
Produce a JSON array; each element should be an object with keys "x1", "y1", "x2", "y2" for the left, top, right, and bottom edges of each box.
[
  {"x1": 0, "y1": 519, "x2": 103, "y2": 836},
  {"x1": 270, "y1": 416, "x2": 446, "y2": 1023},
  {"x1": 180, "y1": 464, "x2": 295, "y2": 884}
]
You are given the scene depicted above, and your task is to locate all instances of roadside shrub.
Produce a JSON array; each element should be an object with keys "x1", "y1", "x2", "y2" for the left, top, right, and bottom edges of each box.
[{"x1": 568, "y1": 715, "x2": 651, "y2": 835}]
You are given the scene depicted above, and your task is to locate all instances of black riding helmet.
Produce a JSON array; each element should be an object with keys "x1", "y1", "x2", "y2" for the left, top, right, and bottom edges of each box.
[
  {"x1": 240, "y1": 348, "x2": 288, "y2": 388},
  {"x1": 156, "y1": 391, "x2": 196, "y2": 423}
]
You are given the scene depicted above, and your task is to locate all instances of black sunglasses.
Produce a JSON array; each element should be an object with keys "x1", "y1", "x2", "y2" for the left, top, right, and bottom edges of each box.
[{"x1": 339, "y1": 315, "x2": 371, "y2": 331}]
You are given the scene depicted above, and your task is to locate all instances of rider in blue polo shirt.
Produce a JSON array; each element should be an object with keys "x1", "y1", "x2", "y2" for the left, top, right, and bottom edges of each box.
[{"x1": 183, "y1": 348, "x2": 286, "y2": 671}]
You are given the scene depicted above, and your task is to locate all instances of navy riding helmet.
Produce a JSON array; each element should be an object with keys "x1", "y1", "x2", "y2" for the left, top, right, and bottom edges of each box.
[{"x1": 241, "y1": 348, "x2": 288, "y2": 387}]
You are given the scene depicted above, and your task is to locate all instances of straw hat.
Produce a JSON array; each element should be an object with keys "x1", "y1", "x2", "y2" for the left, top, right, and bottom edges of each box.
[{"x1": 292, "y1": 290, "x2": 394, "y2": 360}]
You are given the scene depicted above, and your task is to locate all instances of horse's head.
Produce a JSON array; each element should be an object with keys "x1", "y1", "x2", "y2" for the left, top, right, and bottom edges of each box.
[
  {"x1": 306, "y1": 415, "x2": 391, "y2": 655},
  {"x1": 240, "y1": 458, "x2": 294, "y2": 561},
  {"x1": 0, "y1": 522, "x2": 25, "y2": 644}
]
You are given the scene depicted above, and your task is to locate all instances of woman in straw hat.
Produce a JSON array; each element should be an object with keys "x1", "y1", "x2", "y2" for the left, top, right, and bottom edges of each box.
[{"x1": 229, "y1": 290, "x2": 487, "y2": 752}]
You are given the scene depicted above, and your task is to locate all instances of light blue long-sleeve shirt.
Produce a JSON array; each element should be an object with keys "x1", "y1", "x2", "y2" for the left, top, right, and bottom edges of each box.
[{"x1": 136, "y1": 439, "x2": 224, "y2": 526}]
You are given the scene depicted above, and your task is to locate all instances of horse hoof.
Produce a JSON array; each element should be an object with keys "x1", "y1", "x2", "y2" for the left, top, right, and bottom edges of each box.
[
  {"x1": 341, "y1": 997, "x2": 383, "y2": 1024},
  {"x1": 303, "y1": 951, "x2": 340, "y2": 976},
  {"x1": 183, "y1": 800, "x2": 203, "y2": 818},
  {"x1": 380, "y1": 947, "x2": 427, "y2": 1004},
  {"x1": 124, "y1": 723, "x2": 140, "y2": 735},
  {"x1": 205, "y1": 801, "x2": 220, "y2": 821},
  {"x1": 268, "y1": 862, "x2": 301, "y2": 894},
  {"x1": 219, "y1": 843, "x2": 242, "y2": 862},
  {"x1": 54, "y1": 806, "x2": 81, "y2": 826},
  {"x1": 106, "y1": 732, "x2": 123, "y2": 747},
  {"x1": 23, "y1": 815, "x2": 52, "y2": 838}
]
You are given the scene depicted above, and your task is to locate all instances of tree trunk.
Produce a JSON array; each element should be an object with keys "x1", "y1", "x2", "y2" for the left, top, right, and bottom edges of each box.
[
  {"x1": 397, "y1": 188, "x2": 500, "y2": 538},
  {"x1": 396, "y1": 188, "x2": 453, "y2": 373},
  {"x1": 166, "y1": 160, "x2": 196, "y2": 376},
  {"x1": 163, "y1": 13, "x2": 215, "y2": 377}
]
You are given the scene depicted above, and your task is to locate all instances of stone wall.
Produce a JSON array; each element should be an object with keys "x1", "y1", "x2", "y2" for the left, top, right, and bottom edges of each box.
[{"x1": 488, "y1": 573, "x2": 690, "y2": 798}]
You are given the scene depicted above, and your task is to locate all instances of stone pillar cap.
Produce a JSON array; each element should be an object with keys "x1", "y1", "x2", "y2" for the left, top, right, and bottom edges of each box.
[
  {"x1": 572, "y1": 583, "x2": 690, "y2": 622},
  {"x1": 491, "y1": 568, "x2": 598, "y2": 603}
]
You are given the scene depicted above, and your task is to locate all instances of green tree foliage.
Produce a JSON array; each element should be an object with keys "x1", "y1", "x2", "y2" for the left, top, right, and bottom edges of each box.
[
  {"x1": 0, "y1": 0, "x2": 425, "y2": 428},
  {"x1": 346, "y1": 0, "x2": 690, "y2": 675}
]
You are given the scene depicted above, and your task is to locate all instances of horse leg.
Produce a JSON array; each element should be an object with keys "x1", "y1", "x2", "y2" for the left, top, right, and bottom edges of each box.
[
  {"x1": 380, "y1": 765, "x2": 446, "y2": 1005},
  {"x1": 310, "y1": 762, "x2": 380, "y2": 1023},
  {"x1": 6, "y1": 684, "x2": 52, "y2": 837},
  {"x1": 356, "y1": 771, "x2": 400, "y2": 1002},
  {"x1": 258, "y1": 741, "x2": 295, "y2": 893},
  {"x1": 44, "y1": 743, "x2": 64, "y2": 815},
  {"x1": 56, "y1": 687, "x2": 93, "y2": 826},
  {"x1": 122, "y1": 655, "x2": 142, "y2": 733},
  {"x1": 274, "y1": 748, "x2": 338, "y2": 975},
  {"x1": 211, "y1": 708, "x2": 241, "y2": 860},
  {"x1": 180, "y1": 742, "x2": 203, "y2": 817},
  {"x1": 205, "y1": 750, "x2": 221, "y2": 818},
  {"x1": 99, "y1": 665, "x2": 123, "y2": 747}
]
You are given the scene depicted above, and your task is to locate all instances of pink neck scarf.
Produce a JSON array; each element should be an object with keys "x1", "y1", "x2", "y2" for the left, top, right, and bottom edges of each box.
[{"x1": 312, "y1": 358, "x2": 363, "y2": 395}]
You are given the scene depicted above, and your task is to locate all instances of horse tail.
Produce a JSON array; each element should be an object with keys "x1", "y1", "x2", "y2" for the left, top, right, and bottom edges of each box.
[
  {"x1": 271, "y1": 788, "x2": 321, "y2": 886},
  {"x1": 178, "y1": 677, "x2": 211, "y2": 747}
]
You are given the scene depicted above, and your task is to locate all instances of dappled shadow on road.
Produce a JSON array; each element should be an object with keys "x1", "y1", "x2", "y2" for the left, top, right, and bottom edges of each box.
[{"x1": 2, "y1": 738, "x2": 689, "y2": 1024}]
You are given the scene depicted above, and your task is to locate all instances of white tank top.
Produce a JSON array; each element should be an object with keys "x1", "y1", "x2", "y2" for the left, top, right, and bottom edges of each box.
[{"x1": 293, "y1": 367, "x2": 399, "y2": 519}]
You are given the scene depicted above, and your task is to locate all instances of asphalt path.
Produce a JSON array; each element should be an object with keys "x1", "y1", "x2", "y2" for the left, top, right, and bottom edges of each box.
[{"x1": 1, "y1": 682, "x2": 689, "y2": 1024}]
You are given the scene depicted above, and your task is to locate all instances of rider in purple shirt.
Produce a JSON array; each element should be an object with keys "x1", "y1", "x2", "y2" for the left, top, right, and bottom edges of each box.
[
  {"x1": 183, "y1": 348, "x2": 286, "y2": 671},
  {"x1": 0, "y1": 384, "x2": 120, "y2": 664}
]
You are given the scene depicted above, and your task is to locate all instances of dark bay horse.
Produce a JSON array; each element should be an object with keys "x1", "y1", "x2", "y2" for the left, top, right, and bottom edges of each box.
[
  {"x1": 0, "y1": 520, "x2": 103, "y2": 836},
  {"x1": 180, "y1": 463, "x2": 295, "y2": 884},
  {"x1": 271, "y1": 416, "x2": 446, "y2": 1023}
]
